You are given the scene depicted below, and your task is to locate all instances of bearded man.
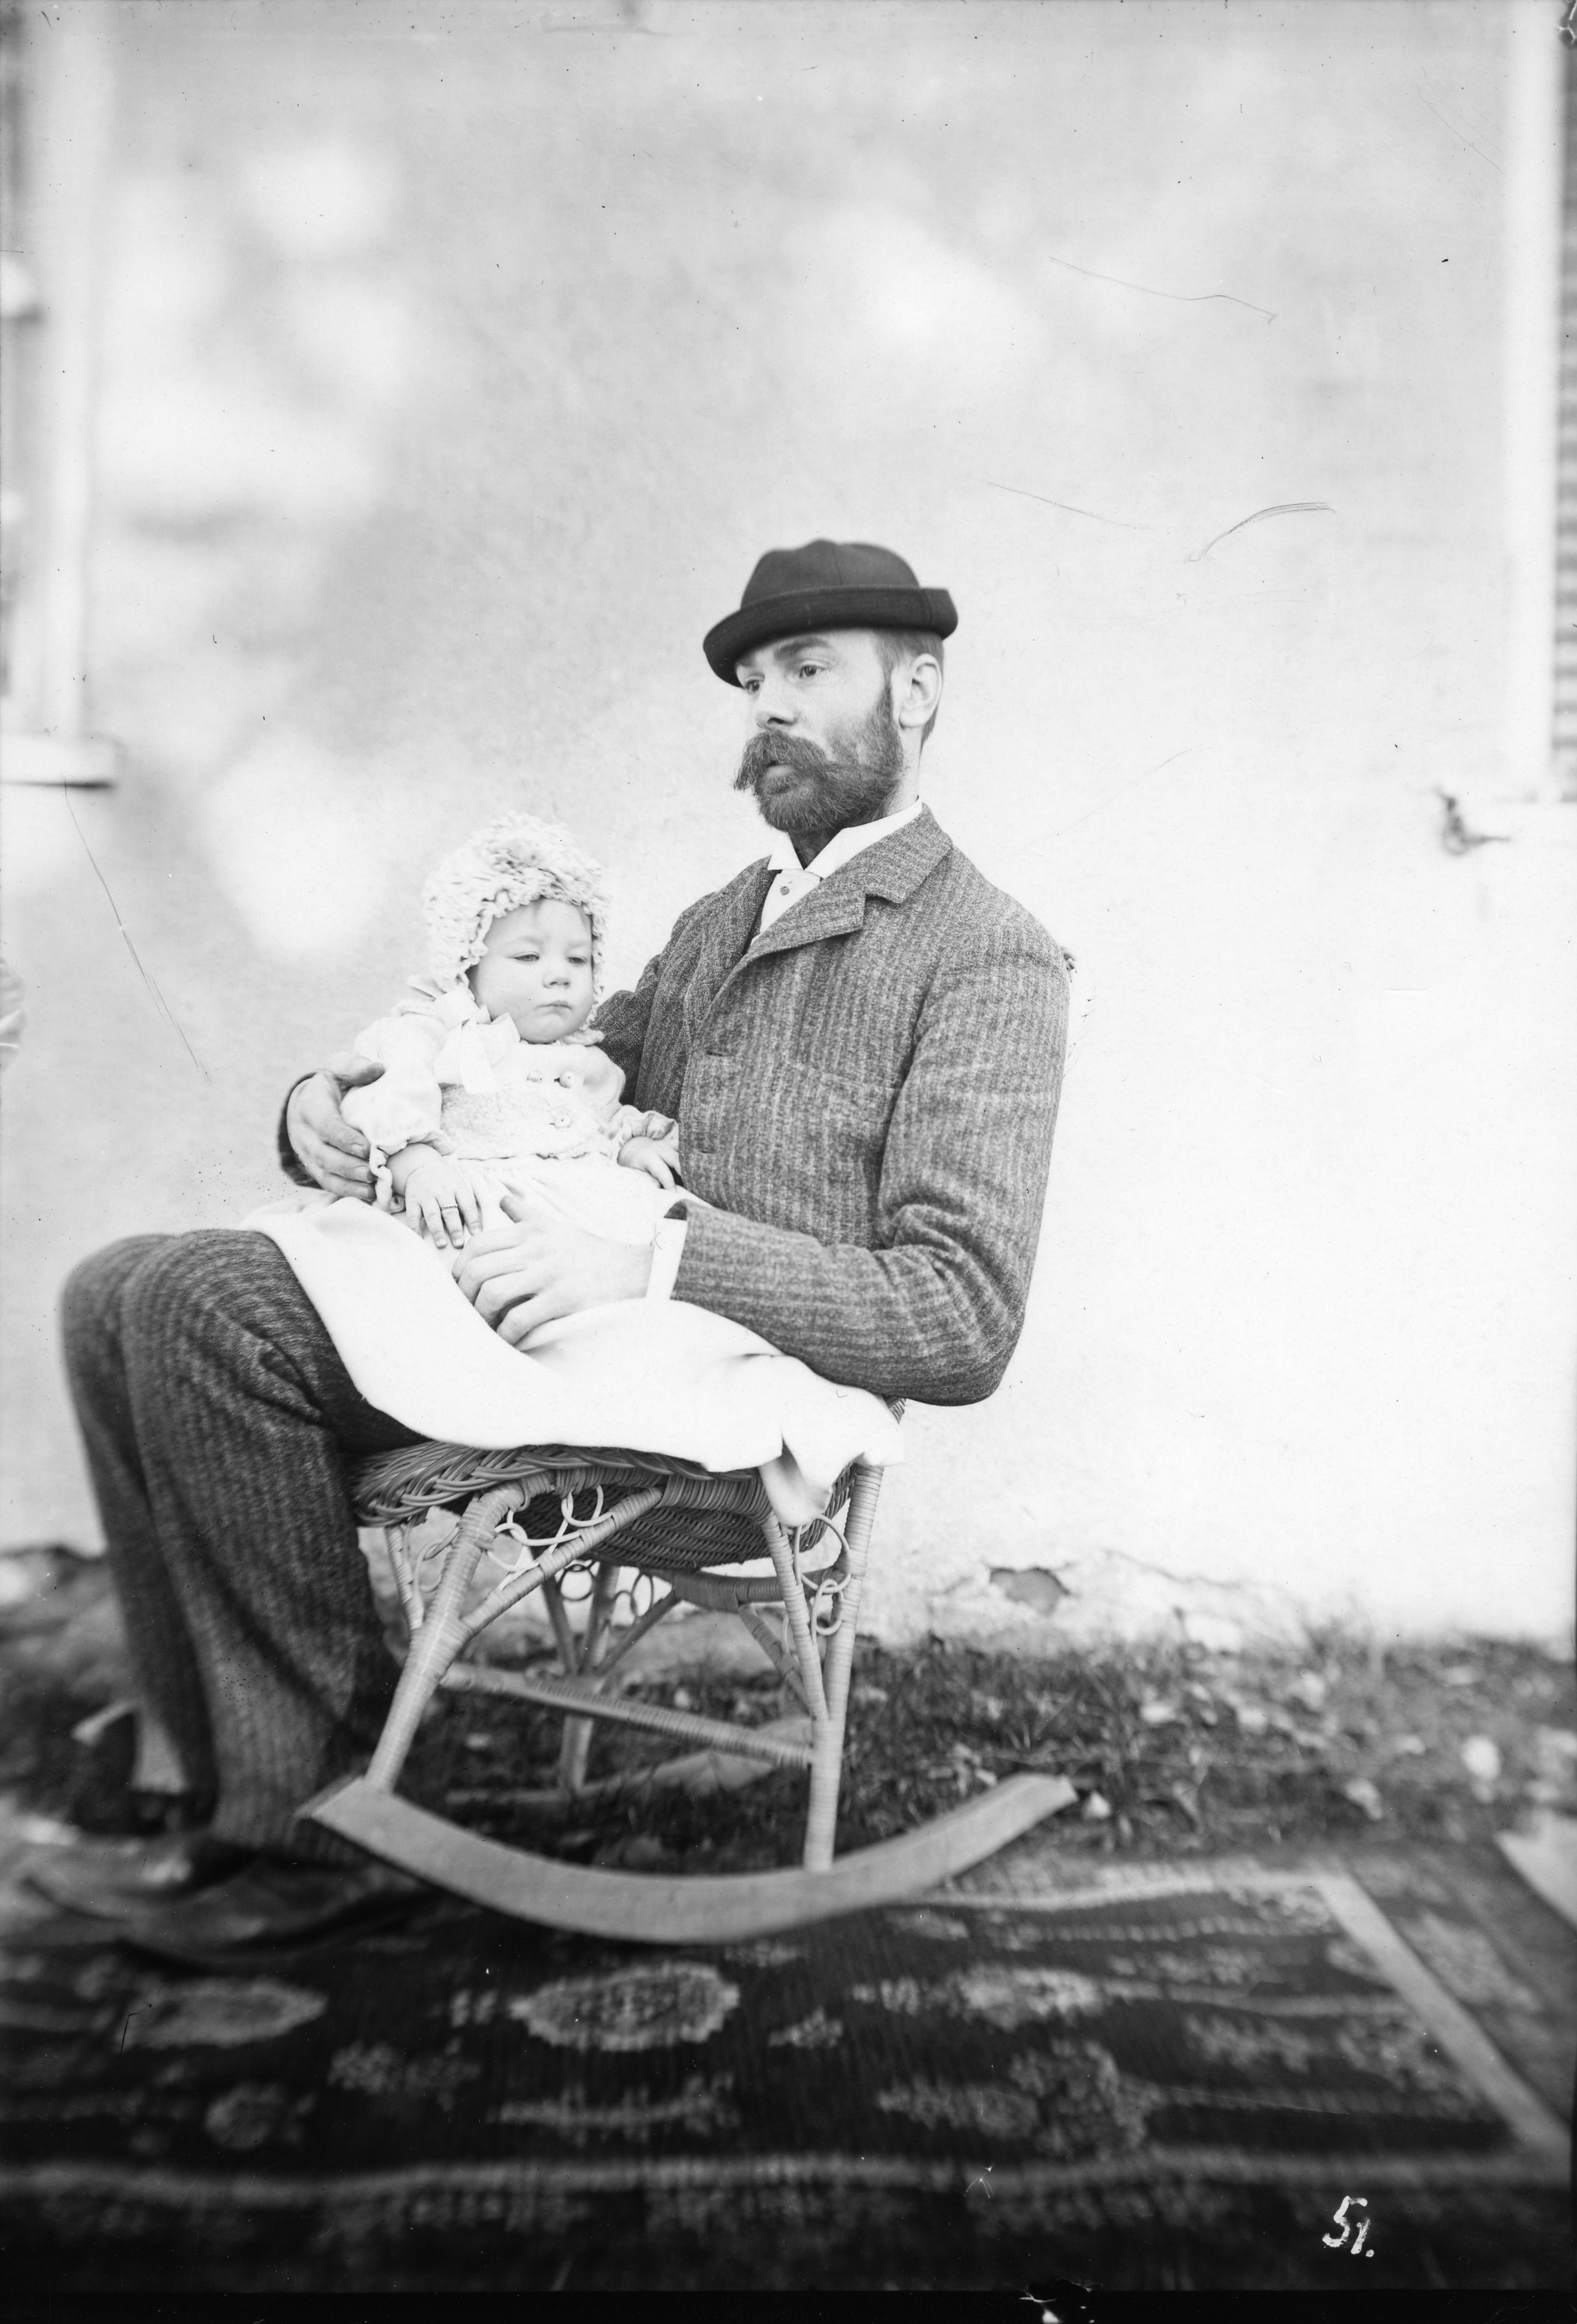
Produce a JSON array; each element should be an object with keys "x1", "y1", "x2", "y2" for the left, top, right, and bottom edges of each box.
[{"x1": 47, "y1": 539, "x2": 1070, "y2": 1958}]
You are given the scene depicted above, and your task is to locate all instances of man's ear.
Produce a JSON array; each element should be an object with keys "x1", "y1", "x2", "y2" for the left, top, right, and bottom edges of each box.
[{"x1": 894, "y1": 652, "x2": 942, "y2": 734}]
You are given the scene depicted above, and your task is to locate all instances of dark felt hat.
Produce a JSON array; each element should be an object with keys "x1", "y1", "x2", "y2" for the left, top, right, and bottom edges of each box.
[{"x1": 703, "y1": 538, "x2": 957, "y2": 684}]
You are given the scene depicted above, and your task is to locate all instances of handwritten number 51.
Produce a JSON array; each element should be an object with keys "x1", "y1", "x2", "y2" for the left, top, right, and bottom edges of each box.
[{"x1": 1323, "y1": 2194, "x2": 1372, "y2": 2255}]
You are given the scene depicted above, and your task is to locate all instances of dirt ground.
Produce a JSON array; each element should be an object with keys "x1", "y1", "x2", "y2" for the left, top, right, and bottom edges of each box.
[{"x1": 3, "y1": 1545, "x2": 1572, "y2": 1878}]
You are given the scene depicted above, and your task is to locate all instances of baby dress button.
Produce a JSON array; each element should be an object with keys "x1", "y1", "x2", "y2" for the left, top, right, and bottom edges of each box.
[
  {"x1": 555, "y1": 1071, "x2": 574, "y2": 1088},
  {"x1": 550, "y1": 1111, "x2": 573, "y2": 1128}
]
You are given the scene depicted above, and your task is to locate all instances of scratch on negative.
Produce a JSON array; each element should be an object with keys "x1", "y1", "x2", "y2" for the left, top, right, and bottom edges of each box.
[
  {"x1": 1047, "y1": 251, "x2": 1276, "y2": 323},
  {"x1": 1416, "y1": 84, "x2": 1503, "y2": 176},
  {"x1": 63, "y1": 787, "x2": 212, "y2": 1080},
  {"x1": 1054, "y1": 747, "x2": 1197, "y2": 836},
  {"x1": 978, "y1": 478, "x2": 1149, "y2": 531},
  {"x1": 1188, "y1": 503, "x2": 1334, "y2": 563}
]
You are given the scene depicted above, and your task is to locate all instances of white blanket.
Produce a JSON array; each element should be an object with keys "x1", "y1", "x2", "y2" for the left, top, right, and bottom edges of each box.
[{"x1": 243, "y1": 1194, "x2": 902, "y2": 1526}]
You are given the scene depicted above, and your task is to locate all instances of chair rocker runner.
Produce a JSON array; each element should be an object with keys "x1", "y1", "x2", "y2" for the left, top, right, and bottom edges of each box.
[{"x1": 305, "y1": 1429, "x2": 1073, "y2": 1943}]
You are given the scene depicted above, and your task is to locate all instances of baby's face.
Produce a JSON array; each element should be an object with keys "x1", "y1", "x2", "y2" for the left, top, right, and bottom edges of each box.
[{"x1": 469, "y1": 898, "x2": 595, "y2": 1040}]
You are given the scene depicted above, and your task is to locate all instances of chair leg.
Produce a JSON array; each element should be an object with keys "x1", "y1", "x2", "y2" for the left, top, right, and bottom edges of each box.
[
  {"x1": 364, "y1": 1486, "x2": 520, "y2": 1792},
  {"x1": 801, "y1": 1460, "x2": 884, "y2": 1872},
  {"x1": 760, "y1": 1514, "x2": 830, "y2": 1725},
  {"x1": 556, "y1": 1561, "x2": 619, "y2": 1794}
]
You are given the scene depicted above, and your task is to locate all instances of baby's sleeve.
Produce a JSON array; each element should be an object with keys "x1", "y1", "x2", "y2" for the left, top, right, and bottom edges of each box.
[
  {"x1": 341, "y1": 1010, "x2": 449, "y2": 1179},
  {"x1": 577, "y1": 1046, "x2": 629, "y2": 1126}
]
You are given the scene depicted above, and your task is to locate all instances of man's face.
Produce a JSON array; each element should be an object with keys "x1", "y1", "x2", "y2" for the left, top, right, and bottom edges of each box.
[{"x1": 732, "y1": 629, "x2": 904, "y2": 839}]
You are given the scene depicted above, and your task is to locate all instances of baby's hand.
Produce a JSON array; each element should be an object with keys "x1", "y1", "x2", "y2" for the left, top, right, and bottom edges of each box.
[
  {"x1": 618, "y1": 1134, "x2": 679, "y2": 1192},
  {"x1": 403, "y1": 1154, "x2": 483, "y2": 1249}
]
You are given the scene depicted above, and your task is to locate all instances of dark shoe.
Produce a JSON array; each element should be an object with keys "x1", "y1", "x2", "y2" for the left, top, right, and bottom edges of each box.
[
  {"x1": 120, "y1": 1787, "x2": 214, "y2": 1838},
  {"x1": 119, "y1": 1855, "x2": 427, "y2": 1968},
  {"x1": 27, "y1": 1831, "x2": 256, "y2": 1920}
]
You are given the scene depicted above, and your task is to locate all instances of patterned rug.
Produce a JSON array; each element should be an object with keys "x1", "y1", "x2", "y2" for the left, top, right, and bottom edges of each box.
[{"x1": 1, "y1": 1858, "x2": 1568, "y2": 2290}]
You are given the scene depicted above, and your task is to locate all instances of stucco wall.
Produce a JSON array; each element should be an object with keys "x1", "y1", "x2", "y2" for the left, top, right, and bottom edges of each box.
[{"x1": 4, "y1": 0, "x2": 1574, "y2": 1646}]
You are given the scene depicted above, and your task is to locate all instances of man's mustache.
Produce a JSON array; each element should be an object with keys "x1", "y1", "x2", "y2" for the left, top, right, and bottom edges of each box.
[{"x1": 733, "y1": 730, "x2": 839, "y2": 792}]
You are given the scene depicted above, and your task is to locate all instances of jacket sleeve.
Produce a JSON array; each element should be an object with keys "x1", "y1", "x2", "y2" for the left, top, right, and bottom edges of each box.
[
  {"x1": 592, "y1": 951, "x2": 664, "y2": 1092},
  {"x1": 277, "y1": 1079, "x2": 315, "y2": 1184},
  {"x1": 670, "y1": 935, "x2": 1068, "y2": 1404},
  {"x1": 593, "y1": 878, "x2": 728, "y2": 1091}
]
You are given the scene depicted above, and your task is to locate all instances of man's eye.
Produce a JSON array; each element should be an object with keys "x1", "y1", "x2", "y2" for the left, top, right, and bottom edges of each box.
[{"x1": 797, "y1": 663, "x2": 821, "y2": 680}]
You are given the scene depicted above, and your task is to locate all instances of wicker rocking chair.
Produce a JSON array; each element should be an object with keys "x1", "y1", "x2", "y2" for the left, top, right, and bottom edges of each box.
[{"x1": 304, "y1": 1425, "x2": 1072, "y2": 1943}]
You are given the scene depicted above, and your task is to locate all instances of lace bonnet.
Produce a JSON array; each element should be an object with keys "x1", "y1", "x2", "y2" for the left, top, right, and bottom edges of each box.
[{"x1": 422, "y1": 812, "x2": 611, "y2": 998}]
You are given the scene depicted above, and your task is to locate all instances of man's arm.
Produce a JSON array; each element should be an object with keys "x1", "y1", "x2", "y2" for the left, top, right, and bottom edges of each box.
[
  {"x1": 591, "y1": 873, "x2": 740, "y2": 1092},
  {"x1": 279, "y1": 1057, "x2": 386, "y2": 1197},
  {"x1": 592, "y1": 949, "x2": 664, "y2": 1093},
  {"x1": 672, "y1": 937, "x2": 1069, "y2": 1404}
]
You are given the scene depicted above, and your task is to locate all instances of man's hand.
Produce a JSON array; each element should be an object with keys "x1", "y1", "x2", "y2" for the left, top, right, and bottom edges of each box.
[
  {"x1": 285, "y1": 1054, "x2": 385, "y2": 1199},
  {"x1": 452, "y1": 1196, "x2": 653, "y2": 1345}
]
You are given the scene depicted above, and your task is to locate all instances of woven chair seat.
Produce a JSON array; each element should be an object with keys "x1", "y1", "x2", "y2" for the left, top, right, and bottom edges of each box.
[{"x1": 351, "y1": 1437, "x2": 857, "y2": 1575}]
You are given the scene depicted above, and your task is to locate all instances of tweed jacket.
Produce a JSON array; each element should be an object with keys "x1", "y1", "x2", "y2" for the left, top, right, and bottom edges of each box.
[{"x1": 595, "y1": 806, "x2": 1068, "y2": 1405}]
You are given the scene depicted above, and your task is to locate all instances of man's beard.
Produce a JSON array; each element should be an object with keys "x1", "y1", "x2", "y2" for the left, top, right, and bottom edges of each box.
[{"x1": 733, "y1": 690, "x2": 906, "y2": 839}]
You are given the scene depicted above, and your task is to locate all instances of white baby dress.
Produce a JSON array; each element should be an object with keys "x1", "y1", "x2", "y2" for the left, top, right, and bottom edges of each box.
[{"x1": 339, "y1": 979, "x2": 671, "y2": 1247}]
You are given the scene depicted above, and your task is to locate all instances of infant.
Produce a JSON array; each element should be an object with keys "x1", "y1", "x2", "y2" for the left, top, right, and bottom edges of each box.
[{"x1": 342, "y1": 813, "x2": 678, "y2": 1251}]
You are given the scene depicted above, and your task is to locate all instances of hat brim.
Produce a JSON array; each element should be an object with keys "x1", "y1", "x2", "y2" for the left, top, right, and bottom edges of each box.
[{"x1": 703, "y1": 585, "x2": 957, "y2": 685}]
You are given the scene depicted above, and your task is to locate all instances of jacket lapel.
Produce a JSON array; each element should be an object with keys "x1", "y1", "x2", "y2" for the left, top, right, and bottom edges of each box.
[
  {"x1": 691, "y1": 859, "x2": 776, "y2": 1012},
  {"x1": 742, "y1": 804, "x2": 953, "y2": 965}
]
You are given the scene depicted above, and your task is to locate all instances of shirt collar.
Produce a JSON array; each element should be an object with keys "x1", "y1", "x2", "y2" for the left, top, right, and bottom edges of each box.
[{"x1": 764, "y1": 797, "x2": 924, "y2": 882}]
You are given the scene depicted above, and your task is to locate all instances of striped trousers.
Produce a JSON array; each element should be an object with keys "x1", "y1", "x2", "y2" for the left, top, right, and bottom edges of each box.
[{"x1": 61, "y1": 1231, "x2": 421, "y2": 1856}]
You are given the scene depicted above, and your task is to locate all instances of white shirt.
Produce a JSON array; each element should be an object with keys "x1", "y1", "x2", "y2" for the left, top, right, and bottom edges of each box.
[
  {"x1": 756, "y1": 798, "x2": 924, "y2": 935},
  {"x1": 649, "y1": 798, "x2": 923, "y2": 1300}
]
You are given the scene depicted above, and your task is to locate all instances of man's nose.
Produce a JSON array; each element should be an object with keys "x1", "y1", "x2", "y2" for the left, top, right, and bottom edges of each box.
[{"x1": 751, "y1": 674, "x2": 795, "y2": 727}]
